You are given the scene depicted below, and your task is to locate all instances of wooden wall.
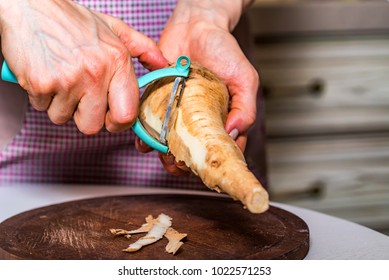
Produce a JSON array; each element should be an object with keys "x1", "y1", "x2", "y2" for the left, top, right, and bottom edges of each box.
[{"x1": 248, "y1": 0, "x2": 389, "y2": 235}]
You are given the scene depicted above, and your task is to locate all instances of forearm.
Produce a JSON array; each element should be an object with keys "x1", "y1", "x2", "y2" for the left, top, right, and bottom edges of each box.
[{"x1": 173, "y1": 0, "x2": 254, "y2": 32}]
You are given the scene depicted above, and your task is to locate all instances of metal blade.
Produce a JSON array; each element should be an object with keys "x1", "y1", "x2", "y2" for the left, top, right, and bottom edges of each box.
[{"x1": 159, "y1": 77, "x2": 185, "y2": 144}]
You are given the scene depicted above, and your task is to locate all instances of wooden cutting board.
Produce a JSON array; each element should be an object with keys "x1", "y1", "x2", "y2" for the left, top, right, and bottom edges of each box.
[{"x1": 0, "y1": 194, "x2": 309, "y2": 260}]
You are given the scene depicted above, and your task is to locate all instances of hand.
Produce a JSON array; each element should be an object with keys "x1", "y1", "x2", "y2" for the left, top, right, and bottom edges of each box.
[
  {"x1": 135, "y1": 137, "x2": 191, "y2": 177},
  {"x1": 155, "y1": 0, "x2": 259, "y2": 175},
  {"x1": 0, "y1": 0, "x2": 168, "y2": 134}
]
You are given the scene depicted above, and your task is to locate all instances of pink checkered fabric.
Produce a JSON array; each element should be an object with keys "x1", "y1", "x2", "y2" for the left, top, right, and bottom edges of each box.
[{"x1": 0, "y1": 0, "x2": 206, "y2": 189}]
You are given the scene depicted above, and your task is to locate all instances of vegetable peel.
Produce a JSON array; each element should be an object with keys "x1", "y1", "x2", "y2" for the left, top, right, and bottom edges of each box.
[
  {"x1": 122, "y1": 213, "x2": 171, "y2": 252},
  {"x1": 110, "y1": 213, "x2": 186, "y2": 255}
]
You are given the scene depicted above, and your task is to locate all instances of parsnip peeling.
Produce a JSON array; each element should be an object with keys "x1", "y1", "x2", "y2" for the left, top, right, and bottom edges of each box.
[
  {"x1": 140, "y1": 63, "x2": 269, "y2": 213},
  {"x1": 122, "y1": 213, "x2": 172, "y2": 253},
  {"x1": 110, "y1": 215, "x2": 155, "y2": 238},
  {"x1": 111, "y1": 214, "x2": 187, "y2": 255},
  {"x1": 164, "y1": 227, "x2": 187, "y2": 255}
]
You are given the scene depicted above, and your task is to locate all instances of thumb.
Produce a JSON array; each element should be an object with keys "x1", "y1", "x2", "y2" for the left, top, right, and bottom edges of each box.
[
  {"x1": 94, "y1": 12, "x2": 168, "y2": 132},
  {"x1": 102, "y1": 13, "x2": 169, "y2": 70},
  {"x1": 225, "y1": 67, "x2": 259, "y2": 152}
]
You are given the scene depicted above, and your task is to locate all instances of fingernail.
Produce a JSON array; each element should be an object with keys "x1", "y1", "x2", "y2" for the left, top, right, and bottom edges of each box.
[{"x1": 229, "y1": 128, "x2": 239, "y2": 140}]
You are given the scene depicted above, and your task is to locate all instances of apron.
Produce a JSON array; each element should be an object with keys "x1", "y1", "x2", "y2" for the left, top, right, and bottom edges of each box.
[{"x1": 0, "y1": 0, "x2": 267, "y2": 189}]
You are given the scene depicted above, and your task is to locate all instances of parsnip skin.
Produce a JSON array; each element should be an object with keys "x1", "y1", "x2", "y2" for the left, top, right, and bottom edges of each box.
[{"x1": 139, "y1": 63, "x2": 269, "y2": 214}]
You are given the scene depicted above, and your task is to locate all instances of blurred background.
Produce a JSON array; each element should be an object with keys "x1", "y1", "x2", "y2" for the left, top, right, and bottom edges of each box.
[{"x1": 248, "y1": 0, "x2": 389, "y2": 235}]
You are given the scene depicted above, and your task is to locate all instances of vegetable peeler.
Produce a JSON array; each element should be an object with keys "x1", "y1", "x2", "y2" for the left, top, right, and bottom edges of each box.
[{"x1": 1, "y1": 55, "x2": 191, "y2": 154}]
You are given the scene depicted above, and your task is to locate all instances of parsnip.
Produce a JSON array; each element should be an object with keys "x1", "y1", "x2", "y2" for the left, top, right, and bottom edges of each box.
[
  {"x1": 139, "y1": 63, "x2": 269, "y2": 214},
  {"x1": 122, "y1": 213, "x2": 172, "y2": 252}
]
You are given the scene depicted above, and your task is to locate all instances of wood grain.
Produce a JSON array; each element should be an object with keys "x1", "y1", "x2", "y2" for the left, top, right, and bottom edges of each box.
[
  {"x1": 249, "y1": 19, "x2": 389, "y2": 234},
  {"x1": 267, "y1": 133, "x2": 389, "y2": 231},
  {"x1": 255, "y1": 37, "x2": 389, "y2": 137},
  {"x1": 249, "y1": 1, "x2": 389, "y2": 36},
  {"x1": 0, "y1": 194, "x2": 309, "y2": 260}
]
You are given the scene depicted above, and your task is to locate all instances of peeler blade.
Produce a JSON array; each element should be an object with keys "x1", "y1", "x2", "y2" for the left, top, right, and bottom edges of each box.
[{"x1": 159, "y1": 77, "x2": 185, "y2": 144}]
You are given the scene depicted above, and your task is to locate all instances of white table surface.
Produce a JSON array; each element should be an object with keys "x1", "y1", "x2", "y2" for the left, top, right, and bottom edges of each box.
[{"x1": 1, "y1": 183, "x2": 388, "y2": 260}]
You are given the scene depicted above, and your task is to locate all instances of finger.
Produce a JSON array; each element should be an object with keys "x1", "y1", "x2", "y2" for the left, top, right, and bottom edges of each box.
[
  {"x1": 94, "y1": 13, "x2": 161, "y2": 132},
  {"x1": 73, "y1": 92, "x2": 107, "y2": 135},
  {"x1": 234, "y1": 133, "x2": 248, "y2": 152},
  {"x1": 97, "y1": 12, "x2": 168, "y2": 70},
  {"x1": 105, "y1": 57, "x2": 139, "y2": 132},
  {"x1": 124, "y1": 31, "x2": 169, "y2": 70},
  {"x1": 175, "y1": 160, "x2": 191, "y2": 172},
  {"x1": 27, "y1": 93, "x2": 53, "y2": 111},
  {"x1": 227, "y1": 127, "x2": 246, "y2": 152},
  {"x1": 225, "y1": 105, "x2": 252, "y2": 152},
  {"x1": 225, "y1": 67, "x2": 259, "y2": 134},
  {"x1": 159, "y1": 153, "x2": 190, "y2": 177},
  {"x1": 225, "y1": 64, "x2": 259, "y2": 152},
  {"x1": 135, "y1": 137, "x2": 153, "y2": 153},
  {"x1": 47, "y1": 92, "x2": 79, "y2": 125}
]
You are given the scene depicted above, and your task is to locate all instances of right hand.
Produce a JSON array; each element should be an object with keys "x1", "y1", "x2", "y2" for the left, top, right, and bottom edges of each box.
[{"x1": 0, "y1": 0, "x2": 168, "y2": 134}]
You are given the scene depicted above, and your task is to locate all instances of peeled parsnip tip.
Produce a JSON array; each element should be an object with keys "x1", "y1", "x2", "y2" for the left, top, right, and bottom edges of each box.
[{"x1": 247, "y1": 190, "x2": 269, "y2": 214}]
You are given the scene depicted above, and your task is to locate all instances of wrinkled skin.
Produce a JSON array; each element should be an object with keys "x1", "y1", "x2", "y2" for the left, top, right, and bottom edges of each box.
[{"x1": 0, "y1": 0, "x2": 167, "y2": 134}]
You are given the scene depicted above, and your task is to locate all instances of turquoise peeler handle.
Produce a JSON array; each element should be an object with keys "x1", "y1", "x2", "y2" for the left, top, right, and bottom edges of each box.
[
  {"x1": 1, "y1": 60, "x2": 17, "y2": 83},
  {"x1": 1, "y1": 56, "x2": 191, "y2": 153}
]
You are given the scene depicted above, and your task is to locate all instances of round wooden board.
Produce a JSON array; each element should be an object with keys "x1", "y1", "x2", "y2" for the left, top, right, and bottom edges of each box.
[{"x1": 0, "y1": 194, "x2": 309, "y2": 260}]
